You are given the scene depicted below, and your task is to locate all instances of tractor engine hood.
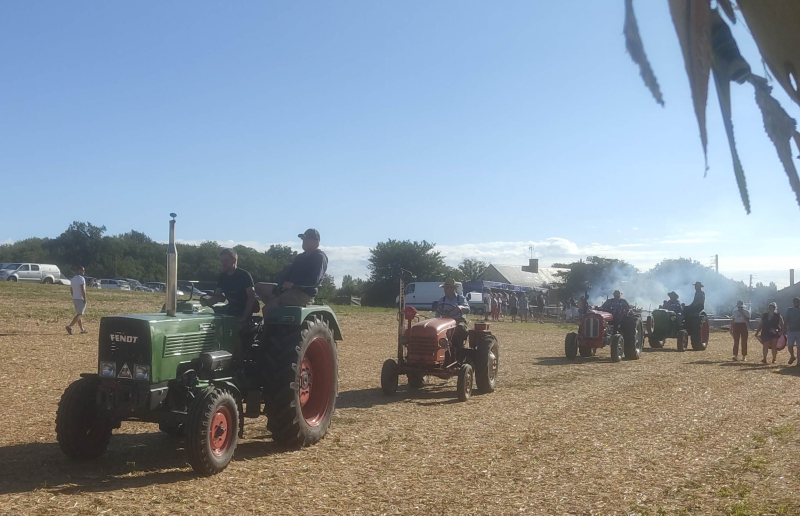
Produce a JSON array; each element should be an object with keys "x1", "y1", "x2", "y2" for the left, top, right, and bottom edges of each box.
[
  {"x1": 408, "y1": 317, "x2": 457, "y2": 339},
  {"x1": 585, "y1": 310, "x2": 614, "y2": 322}
]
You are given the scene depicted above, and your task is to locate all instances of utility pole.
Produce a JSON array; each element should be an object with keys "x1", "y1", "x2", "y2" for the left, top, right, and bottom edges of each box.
[
  {"x1": 529, "y1": 245, "x2": 533, "y2": 259},
  {"x1": 715, "y1": 254, "x2": 718, "y2": 273},
  {"x1": 748, "y1": 274, "x2": 753, "y2": 302}
]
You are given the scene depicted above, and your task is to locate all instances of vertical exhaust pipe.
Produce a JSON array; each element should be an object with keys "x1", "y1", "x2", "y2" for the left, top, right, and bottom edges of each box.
[{"x1": 166, "y1": 213, "x2": 178, "y2": 317}]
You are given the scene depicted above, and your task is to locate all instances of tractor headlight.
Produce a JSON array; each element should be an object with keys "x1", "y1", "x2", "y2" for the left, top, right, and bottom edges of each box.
[
  {"x1": 134, "y1": 364, "x2": 150, "y2": 381},
  {"x1": 438, "y1": 338, "x2": 449, "y2": 349},
  {"x1": 99, "y1": 361, "x2": 116, "y2": 378}
]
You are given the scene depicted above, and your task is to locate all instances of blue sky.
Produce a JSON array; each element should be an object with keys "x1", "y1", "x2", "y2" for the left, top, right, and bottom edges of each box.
[{"x1": 1, "y1": 2, "x2": 798, "y2": 287}]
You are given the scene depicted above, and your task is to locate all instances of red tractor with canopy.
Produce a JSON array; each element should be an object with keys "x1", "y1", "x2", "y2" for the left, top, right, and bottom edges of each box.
[{"x1": 381, "y1": 280, "x2": 499, "y2": 401}]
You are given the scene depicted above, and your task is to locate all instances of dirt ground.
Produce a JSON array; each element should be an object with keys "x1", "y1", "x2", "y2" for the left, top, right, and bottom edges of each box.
[{"x1": 1, "y1": 283, "x2": 799, "y2": 515}]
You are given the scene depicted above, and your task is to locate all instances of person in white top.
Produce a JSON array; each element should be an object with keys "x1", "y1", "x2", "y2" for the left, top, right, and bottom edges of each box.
[
  {"x1": 66, "y1": 265, "x2": 88, "y2": 335},
  {"x1": 729, "y1": 300, "x2": 750, "y2": 361}
]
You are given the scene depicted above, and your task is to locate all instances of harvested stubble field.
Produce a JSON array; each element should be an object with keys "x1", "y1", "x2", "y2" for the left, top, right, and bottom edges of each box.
[{"x1": 1, "y1": 283, "x2": 800, "y2": 515}]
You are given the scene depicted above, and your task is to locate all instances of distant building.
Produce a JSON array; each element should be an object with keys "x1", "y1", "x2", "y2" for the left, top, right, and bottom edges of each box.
[{"x1": 478, "y1": 262, "x2": 566, "y2": 292}]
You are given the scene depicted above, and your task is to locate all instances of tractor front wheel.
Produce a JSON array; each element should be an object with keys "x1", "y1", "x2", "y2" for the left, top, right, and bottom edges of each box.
[
  {"x1": 565, "y1": 332, "x2": 578, "y2": 360},
  {"x1": 381, "y1": 359, "x2": 399, "y2": 395},
  {"x1": 622, "y1": 316, "x2": 643, "y2": 360},
  {"x1": 457, "y1": 363, "x2": 474, "y2": 402},
  {"x1": 677, "y1": 330, "x2": 688, "y2": 352},
  {"x1": 186, "y1": 387, "x2": 239, "y2": 476},
  {"x1": 648, "y1": 336, "x2": 664, "y2": 348},
  {"x1": 263, "y1": 317, "x2": 338, "y2": 447},
  {"x1": 56, "y1": 378, "x2": 112, "y2": 460},
  {"x1": 610, "y1": 335, "x2": 624, "y2": 362},
  {"x1": 475, "y1": 334, "x2": 499, "y2": 393},
  {"x1": 579, "y1": 346, "x2": 594, "y2": 358}
]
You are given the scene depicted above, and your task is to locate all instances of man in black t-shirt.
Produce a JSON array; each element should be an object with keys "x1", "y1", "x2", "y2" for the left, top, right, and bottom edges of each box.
[
  {"x1": 255, "y1": 228, "x2": 328, "y2": 315},
  {"x1": 200, "y1": 248, "x2": 258, "y2": 323}
]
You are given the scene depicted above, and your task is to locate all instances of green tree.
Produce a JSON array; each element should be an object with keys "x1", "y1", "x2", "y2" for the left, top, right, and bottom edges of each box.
[
  {"x1": 364, "y1": 239, "x2": 451, "y2": 306},
  {"x1": 338, "y1": 274, "x2": 366, "y2": 297},
  {"x1": 457, "y1": 259, "x2": 487, "y2": 282},
  {"x1": 552, "y1": 256, "x2": 637, "y2": 299}
]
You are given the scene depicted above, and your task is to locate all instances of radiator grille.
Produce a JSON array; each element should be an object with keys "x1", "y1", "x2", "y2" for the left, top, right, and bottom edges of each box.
[
  {"x1": 584, "y1": 318, "x2": 600, "y2": 339},
  {"x1": 163, "y1": 332, "x2": 217, "y2": 357},
  {"x1": 406, "y1": 336, "x2": 439, "y2": 363}
]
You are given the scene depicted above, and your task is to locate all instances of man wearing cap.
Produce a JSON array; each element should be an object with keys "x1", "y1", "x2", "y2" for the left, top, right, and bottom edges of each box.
[
  {"x1": 684, "y1": 282, "x2": 705, "y2": 317},
  {"x1": 785, "y1": 297, "x2": 800, "y2": 365},
  {"x1": 256, "y1": 229, "x2": 329, "y2": 314},
  {"x1": 435, "y1": 278, "x2": 470, "y2": 348},
  {"x1": 664, "y1": 292, "x2": 682, "y2": 314},
  {"x1": 600, "y1": 290, "x2": 631, "y2": 328}
]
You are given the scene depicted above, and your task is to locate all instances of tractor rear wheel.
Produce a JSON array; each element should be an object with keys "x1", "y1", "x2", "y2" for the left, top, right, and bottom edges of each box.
[
  {"x1": 381, "y1": 359, "x2": 399, "y2": 395},
  {"x1": 690, "y1": 318, "x2": 709, "y2": 351},
  {"x1": 645, "y1": 315, "x2": 654, "y2": 335},
  {"x1": 622, "y1": 316, "x2": 643, "y2": 360},
  {"x1": 475, "y1": 334, "x2": 499, "y2": 393},
  {"x1": 648, "y1": 336, "x2": 664, "y2": 348},
  {"x1": 610, "y1": 335, "x2": 624, "y2": 363},
  {"x1": 677, "y1": 330, "x2": 688, "y2": 352},
  {"x1": 263, "y1": 317, "x2": 338, "y2": 447},
  {"x1": 407, "y1": 372, "x2": 425, "y2": 389},
  {"x1": 457, "y1": 363, "x2": 474, "y2": 402},
  {"x1": 186, "y1": 387, "x2": 239, "y2": 476},
  {"x1": 565, "y1": 332, "x2": 578, "y2": 360},
  {"x1": 56, "y1": 377, "x2": 112, "y2": 460},
  {"x1": 579, "y1": 346, "x2": 594, "y2": 358}
]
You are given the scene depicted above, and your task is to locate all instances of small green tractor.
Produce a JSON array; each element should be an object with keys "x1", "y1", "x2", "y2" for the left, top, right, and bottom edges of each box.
[
  {"x1": 56, "y1": 214, "x2": 341, "y2": 475},
  {"x1": 646, "y1": 309, "x2": 709, "y2": 352}
]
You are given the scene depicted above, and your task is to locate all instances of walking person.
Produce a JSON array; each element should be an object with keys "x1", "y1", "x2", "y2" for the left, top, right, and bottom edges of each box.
[
  {"x1": 66, "y1": 265, "x2": 88, "y2": 335},
  {"x1": 785, "y1": 297, "x2": 800, "y2": 365},
  {"x1": 730, "y1": 300, "x2": 750, "y2": 361},
  {"x1": 509, "y1": 290, "x2": 519, "y2": 322},
  {"x1": 755, "y1": 302, "x2": 785, "y2": 364},
  {"x1": 518, "y1": 292, "x2": 529, "y2": 322}
]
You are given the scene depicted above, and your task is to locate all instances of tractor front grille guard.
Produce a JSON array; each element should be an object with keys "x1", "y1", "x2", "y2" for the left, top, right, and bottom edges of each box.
[{"x1": 584, "y1": 317, "x2": 601, "y2": 339}]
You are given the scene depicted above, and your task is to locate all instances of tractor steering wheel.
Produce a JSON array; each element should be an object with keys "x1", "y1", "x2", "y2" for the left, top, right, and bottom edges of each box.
[{"x1": 436, "y1": 302, "x2": 462, "y2": 317}]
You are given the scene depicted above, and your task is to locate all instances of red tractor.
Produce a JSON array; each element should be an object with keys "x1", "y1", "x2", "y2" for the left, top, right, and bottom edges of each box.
[
  {"x1": 381, "y1": 281, "x2": 499, "y2": 401},
  {"x1": 565, "y1": 308, "x2": 644, "y2": 362}
]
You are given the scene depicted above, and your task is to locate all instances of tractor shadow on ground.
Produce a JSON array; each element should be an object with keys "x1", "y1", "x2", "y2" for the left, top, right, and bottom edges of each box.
[
  {"x1": 0, "y1": 430, "x2": 286, "y2": 495},
  {"x1": 532, "y1": 356, "x2": 620, "y2": 366},
  {"x1": 337, "y1": 384, "x2": 465, "y2": 409},
  {"x1": 774, "y1": 366, "x2": 800, "y2": 377}
]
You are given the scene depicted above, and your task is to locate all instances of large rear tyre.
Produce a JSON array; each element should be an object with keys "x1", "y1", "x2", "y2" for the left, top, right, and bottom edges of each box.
[
  {"x1": 263, "y1": 317, "x2": 338, "y2": 447},
  {"x1": 475, "y1": 334, "x2": 499, "y2": 393},
  {"x1": 407, "y1": 372, "x2": 425, "y2": 389},
  {"x1": 645, "y1": 315, "x2": 654, "y2": 335},
  {"x1": 677, "y1": 330, "x2": 688, "y2": 352},
  {"x1": 186, "y1": 387, "x2": 239, "y2": 476},
  {"x1": 610, "y1": 335, "x2": 624, "y2": 363},
  {"x1": 565, "y1": 332, "x2": 578, "y2": 360},
  {"x1": 691, "y1": 318, "x2": 709, "y2": 351},
  {"x1": 622, "y1": 316, "x2": 643, "y2": 360},
  {"x1": 457, "y1": 363, "x2": 474, "y2": 402},
  {"x1": 381, "y1": 359, "x2": 399, "y2": 395},
  {"x1": 579, "y1": 346, "x2": 594, "y2": 358},
  {"x1": 56, "y1": 378, "x2": 112, "y2": 460},
  {"x1": 648, "y1": 336, "x2": 664, "y2": 349}
]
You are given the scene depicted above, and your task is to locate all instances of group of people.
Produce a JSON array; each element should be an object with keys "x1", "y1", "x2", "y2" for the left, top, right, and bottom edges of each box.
[
  {"x1": 730, "y1": 297, "x2": 800, "y2": 365},
  {"x1": 481, "y1": 289, "x2": 547, "y2": 323}
]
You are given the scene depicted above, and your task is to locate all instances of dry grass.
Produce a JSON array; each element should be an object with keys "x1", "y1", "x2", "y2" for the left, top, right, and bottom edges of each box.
[{"x1": 1, "y1": 282, "x2": 800, "y2": 515}]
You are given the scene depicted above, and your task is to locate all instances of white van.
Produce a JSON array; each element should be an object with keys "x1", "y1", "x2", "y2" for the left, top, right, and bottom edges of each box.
[
  {"x1": 466, "y1": 291, "x2": 486, "y2": 315},
  {"x1": 0, "y1": 263, "x2": 61, "y2": 283},
  {"x1": 396, "y1": 281, "x2": 464, "y2": 310}
]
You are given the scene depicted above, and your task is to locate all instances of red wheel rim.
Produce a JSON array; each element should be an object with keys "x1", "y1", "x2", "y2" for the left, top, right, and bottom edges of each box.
[
  {"x1": 209, "y1": 406, "x2": 233, "y2": 457},
  {"x1": 299, "y1": 337, "x2": 334, "y2": 427}
]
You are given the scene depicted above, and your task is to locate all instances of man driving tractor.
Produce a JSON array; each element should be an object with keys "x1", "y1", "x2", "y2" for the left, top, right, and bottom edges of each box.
[
  {"x1": 664, "y1": 291, "x2": 682, "y2": 313},
  {"x1": 435, "y1": 278, "x2": 470, "y2": 347},
  {"x1": 200, "y1": 248, "x2": 259, "y2": 325},
  {"x1": 600, "y1": 290, "x2": 631, "y2": 329},
  {"x1": 256, "y1": 228, "x2": 328, "y2": 315}
]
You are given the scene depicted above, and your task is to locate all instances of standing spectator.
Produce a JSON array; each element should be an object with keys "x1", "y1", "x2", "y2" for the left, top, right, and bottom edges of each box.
[
  {"x1": 491, "y1": 293, "x2": 500, "y2": 321},
  {"x1": 482, "y1": 288, "x2": 492, "y2": 322},
  {"x1": 518, "y1": 292, "x2": 529, "y2": 322},
  {"x1": 536, "y1": 292, "x2": 546, "y2": 323},
  {"x1": 66, "y1": 266, "x2": 87, "y2": 335},
  {"x1": 729, "y1": 300, "x2": 750, "y2": 361},
  {"x1": 785, "y1": 297, "x2": 800, "y2": 365},
  {"x1": 501, "y1": 292, "x2": 508, "y2": 318},
  {"x1": 509, "y1": 290, "x2": 519, "y2": 322},
  {"x1": 755, "y1": 302, "x2": 785, "y2": 364}
]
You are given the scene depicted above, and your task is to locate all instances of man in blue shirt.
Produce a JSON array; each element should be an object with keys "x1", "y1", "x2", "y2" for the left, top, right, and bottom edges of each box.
[
  {"x1": 256, "y1": 228, "x2": 328, "y2": 315},
  {"x1": 664, "y1": 292, "x2": 682, "y2": 313},
  {"x1": 601, "y1": 290, "x2": 631, "y2": 328},
  {"x1": 435, "y1": 278, "x2": 470, "y2": 347}
]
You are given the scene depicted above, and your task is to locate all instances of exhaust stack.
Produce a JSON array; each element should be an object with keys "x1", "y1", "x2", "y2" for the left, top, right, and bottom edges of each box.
[{"x1": 166, "y1": 213, "x2": 178, "y2": 317}]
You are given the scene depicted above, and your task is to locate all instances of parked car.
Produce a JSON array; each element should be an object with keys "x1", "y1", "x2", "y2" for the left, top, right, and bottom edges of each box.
[
  {"x1": 466, "y1": 291, "x2": 486, "y2": 315},
  {"x1": 0, "y1": 263, "x2": 61, "y2": 283},
  {"x1": 143, "y1": 282, "x2": 185, "y2": 295},
  {"x1": 133, "y1": 285, "x2": 154, "y2": 292},
  {"x1": 395, "y1": 281, "x2": 464, "y2": 310},
  {"x1": 99, "y1": 279, "x2": 131, "y2": 290},
  {"x1": 177, "y1": 283, "x2": 206, "y2": 298},
  {"x1": 85, "y1": 277, "x2": 102, "y2": 289},
  {"x1": 116, "y1": 278, "x2": 143, "y2": 289}
]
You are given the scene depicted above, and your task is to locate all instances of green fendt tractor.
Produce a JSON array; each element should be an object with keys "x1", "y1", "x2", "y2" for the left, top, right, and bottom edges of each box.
[
  {"x1": 56, "y1": 214, "x2": 341, "y2": 475},
  {"x1": 646, "y1": 309, "x2": 709, "y2": 352}
]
